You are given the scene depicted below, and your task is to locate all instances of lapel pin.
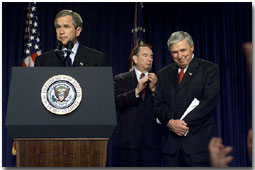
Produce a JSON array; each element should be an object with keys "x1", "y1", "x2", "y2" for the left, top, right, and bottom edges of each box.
[{"x1": 189, "y1": 72, "x2": 192, "y2": 76}]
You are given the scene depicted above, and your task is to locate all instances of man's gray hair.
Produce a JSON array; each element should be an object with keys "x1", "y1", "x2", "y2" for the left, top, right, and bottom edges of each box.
[
  {"x1": 54, "y1": 9, "x2": 83, "y2": 29},
  {"x1": 167, "y1": 31, "x2": 194, "y2": 49}
]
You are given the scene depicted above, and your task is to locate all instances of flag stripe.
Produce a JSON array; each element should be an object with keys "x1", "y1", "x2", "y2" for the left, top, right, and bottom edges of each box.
[{"x1": 23, "y1": 50, "x2": 41, "y2": 67}]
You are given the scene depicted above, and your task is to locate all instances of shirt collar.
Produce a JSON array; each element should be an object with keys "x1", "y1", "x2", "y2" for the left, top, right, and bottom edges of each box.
[
  {"x1": 62, "y1": 41, "x2": 79, "y2": 54},
  {"x1": 134, "y1": 67, "x2": 149, "y2": 81},
  {"x1": 62, "y1": 41, "x2": 79, "y2": 65}
]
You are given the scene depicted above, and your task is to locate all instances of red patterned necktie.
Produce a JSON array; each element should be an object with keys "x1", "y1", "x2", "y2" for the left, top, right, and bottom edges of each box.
[
  {"x1": 140, "y1": 73, "x2": 145, "y2": 101},
  {"x1": 179, "y1": 68, "x2": 184, "y2": 83}
]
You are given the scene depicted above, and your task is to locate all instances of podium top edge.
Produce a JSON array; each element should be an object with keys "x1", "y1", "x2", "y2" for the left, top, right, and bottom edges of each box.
[
  {"x1": 14, "y1": 138, "x2": 110, "y2": 141},
  {"x1": 11, "y1": 66, "x2": 112, "y2": 68}
]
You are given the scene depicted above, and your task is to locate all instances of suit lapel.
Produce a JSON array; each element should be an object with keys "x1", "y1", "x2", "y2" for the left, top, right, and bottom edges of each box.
[
  {"x1": 178, "y1": 57, "x2": 199, "y2": 90},
  {"x1": 130, "y1": 70, "x2": 138, "y2": 89},
  {"x1": 73, "y1": 45, "x2": 86, "y2": 67},
  {"x1": 169, "y1": 64, "x2": 179, "y2": 90}
]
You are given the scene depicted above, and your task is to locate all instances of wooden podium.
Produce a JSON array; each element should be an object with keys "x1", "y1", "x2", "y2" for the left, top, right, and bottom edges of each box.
[{"x1": 15, "y1": 138, "x2": 109, "y2": 167}]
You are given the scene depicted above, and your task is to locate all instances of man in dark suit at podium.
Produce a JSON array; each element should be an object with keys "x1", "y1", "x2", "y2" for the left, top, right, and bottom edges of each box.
[
  {"x1": 35, "y1": 9, "x2": 106, "y2": 67},
  {"x1": 114, "y1": 44, "x2": 161, "y2": 167},
  {"x1": 155, "y1": 31, "x2": 220, "y2": 167}
]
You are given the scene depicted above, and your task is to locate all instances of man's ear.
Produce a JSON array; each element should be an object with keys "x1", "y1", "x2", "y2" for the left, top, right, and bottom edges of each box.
[
  {"x1": 76, "y1": 26, "x2": 82, "y2": 37},
  {"x1": 191, "y1": 46, "x2": 194, "y2": 53},
  {"x1": 132, "y1": 55, "x2": 138, "y2": 64}
]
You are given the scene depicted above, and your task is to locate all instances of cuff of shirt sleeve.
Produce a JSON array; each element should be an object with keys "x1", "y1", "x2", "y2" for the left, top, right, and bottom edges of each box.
[{"x1": 135, "y1": 92, "x2": 139, "y2": 98}]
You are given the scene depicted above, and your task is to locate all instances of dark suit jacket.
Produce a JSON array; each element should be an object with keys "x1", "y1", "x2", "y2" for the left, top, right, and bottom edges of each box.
[
  {"x1": 35, "y1": 44, "x2": 107, "y2": 66},
  {"x1": 155, "y1": 57, "x2": 220, "y2": 156},
  {"x1": 114, "y1": 70, "x2": 161, "y2": 149}
]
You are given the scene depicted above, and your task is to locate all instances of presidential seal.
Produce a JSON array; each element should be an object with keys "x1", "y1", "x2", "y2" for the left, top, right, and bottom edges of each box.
[{"x1": 41, "y1": 75, "x2": 82, "y2": 115}]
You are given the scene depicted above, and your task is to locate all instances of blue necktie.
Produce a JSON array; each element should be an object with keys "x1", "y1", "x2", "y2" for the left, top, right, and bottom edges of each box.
[
  {"x1": 64, "y1": 50, "x2": 72, "y2": 67},
  {"x1": 65, "y1": 56, "x2": 72, "y2": 67}
]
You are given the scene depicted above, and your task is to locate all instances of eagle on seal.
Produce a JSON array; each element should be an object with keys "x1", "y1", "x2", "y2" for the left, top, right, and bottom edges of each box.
[{"x1": 54, "y1": 86, "x2": 70, "y2": 102}]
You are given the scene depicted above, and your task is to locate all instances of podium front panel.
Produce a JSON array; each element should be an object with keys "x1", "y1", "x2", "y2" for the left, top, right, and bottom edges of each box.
[{"x1": 5, "y1": 67, "x2": 117, "y2": 138}]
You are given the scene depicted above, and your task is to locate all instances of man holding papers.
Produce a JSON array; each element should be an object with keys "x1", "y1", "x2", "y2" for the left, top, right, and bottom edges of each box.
[{"x1": 155, "y1": 31, "x2": 220, "y2": 167}]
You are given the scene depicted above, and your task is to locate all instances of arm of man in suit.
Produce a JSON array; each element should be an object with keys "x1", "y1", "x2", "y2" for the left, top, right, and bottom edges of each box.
[
  {"x1": 154, "y1": 73, "x2": 173, "y2": 126},
  {"x1": 135, "y1": 76, "x2": 149, "y2": 95},
  {"x1": 183, "y1": 64, "x2": 220, "y2": 127},
  {"x1": 114, "y1": 75, "x2": 148, "y2": 110},
  {"x1": 154, "y1": 74, "x2": 189, "y2": 136},
  {"x1": 168, "y1": 119, "x2": 189, "y2": 136}
]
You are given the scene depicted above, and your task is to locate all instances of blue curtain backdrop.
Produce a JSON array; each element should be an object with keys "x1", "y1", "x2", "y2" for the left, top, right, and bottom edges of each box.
[{"x1": 2, "y1": 2, "x2": 252, "y2": 167}]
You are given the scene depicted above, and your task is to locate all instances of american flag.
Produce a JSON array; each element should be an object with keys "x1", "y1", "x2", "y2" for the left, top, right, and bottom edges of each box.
[
  {"x1": 23, "y1": 2, "x2": 41, "y2": 67},
  {"x1": 12, "y1": 2, "x2": 42, "y2": 156}
]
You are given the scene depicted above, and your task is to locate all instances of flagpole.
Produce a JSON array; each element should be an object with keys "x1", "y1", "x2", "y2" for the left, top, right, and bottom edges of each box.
[
  {"x1": 129, "y1": 2, "x2": 145, "y2": 71},
  {"x1": 129, "y1": 2, "x2": 138, "y2": 70}
]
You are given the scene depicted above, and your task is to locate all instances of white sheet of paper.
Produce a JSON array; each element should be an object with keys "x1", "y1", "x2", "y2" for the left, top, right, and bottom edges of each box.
[{"x1": 180, "y1": 98, "x2": 200, "y2": 136}]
